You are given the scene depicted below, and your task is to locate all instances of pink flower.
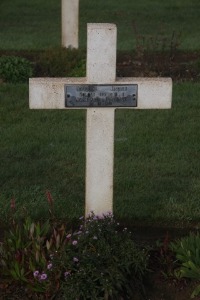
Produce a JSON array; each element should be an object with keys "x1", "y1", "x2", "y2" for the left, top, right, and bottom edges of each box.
[
  {"x1": 72, "y1": 240, "x2": 78, "y2": 246},
  {"x1": 40, "y1": 273, "x2": 48, "y2": 280},
  {"x1": 33, "y1": 270, "x2": 39, "y2": 278},
  {"x1": 47, "y1": 263, "x2": 52, "y2": 270}
]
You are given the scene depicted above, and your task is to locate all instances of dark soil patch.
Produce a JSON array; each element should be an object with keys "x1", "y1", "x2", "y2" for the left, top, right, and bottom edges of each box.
[
  {"x1": 0, "y1": 270, "x2": 197, "y2": 299},
  {"x1": 0, "y1": 49, "x2": 200, "y2": 82},
  {"x1": 116, "y1": 50, "x2": 200, "y2": 82}
]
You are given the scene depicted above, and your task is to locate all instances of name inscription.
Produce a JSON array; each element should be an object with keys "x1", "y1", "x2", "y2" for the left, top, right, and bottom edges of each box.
[{"x1": 65, "y1": 84, "x2": 137, "y2": 108}]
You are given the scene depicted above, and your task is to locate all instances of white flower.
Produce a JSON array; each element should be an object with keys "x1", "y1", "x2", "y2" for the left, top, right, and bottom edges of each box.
[{"x1": 73, "y1": 257, "x2": 79, "y2": 263}]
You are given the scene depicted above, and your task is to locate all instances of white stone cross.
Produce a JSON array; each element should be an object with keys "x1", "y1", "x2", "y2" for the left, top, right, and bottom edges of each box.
[
  {"x1": 29, "y1": 23, "x2": 172, "y2": 217},
  {"x1": 61, "y1": 0, "x2": 79, "y2": 48}
]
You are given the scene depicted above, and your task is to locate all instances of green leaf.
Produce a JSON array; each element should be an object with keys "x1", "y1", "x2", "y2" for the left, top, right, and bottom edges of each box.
[
  {"x1": 191, "y1": 284, "x2": 200, "y2": 298},
  {"x1": 10, "y1": 270, "x2": 18, "y2": 280}
]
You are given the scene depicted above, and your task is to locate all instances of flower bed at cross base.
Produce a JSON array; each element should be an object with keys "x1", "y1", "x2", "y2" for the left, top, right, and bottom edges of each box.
[{"x1": 1, "y1": 196, "x2": 200, "y2": 299}]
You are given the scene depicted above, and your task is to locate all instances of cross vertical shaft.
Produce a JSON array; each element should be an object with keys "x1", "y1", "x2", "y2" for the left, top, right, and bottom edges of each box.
[
  {"x1": 85, "y1": 24, "x2": 117, "y2": 216},
  {"x1": 61, "y1": 0, "x2": 79, "y2": 48},
  {"x1": 29, "y1": 22, "x2": 172, "y2": 219}
]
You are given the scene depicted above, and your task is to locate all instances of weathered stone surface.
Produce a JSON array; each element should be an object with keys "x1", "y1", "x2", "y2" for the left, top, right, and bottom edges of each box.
[
  {"x1": 61, "y1": 0, "x2": 79, "y2": 48},
  {"x1": 29, "y1": 23, "x2": 172, "y2": 217}
]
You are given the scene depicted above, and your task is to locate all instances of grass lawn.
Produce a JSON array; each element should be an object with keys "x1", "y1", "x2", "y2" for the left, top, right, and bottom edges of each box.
[
  {"x1": 0, "y1": 0, "x2": 200, "y2": 50},
  {"x1": 1, "y1": 82, "x2": 200, "y2": 225},
  {"x1": 0, "y1": 0, "x2": 200, "y2": 226}
]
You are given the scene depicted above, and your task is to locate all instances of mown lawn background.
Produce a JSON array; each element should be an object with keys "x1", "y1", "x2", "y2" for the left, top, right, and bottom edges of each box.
[
  {"x1": 0, "y1": 0, "x2": 200, "y2": 51},
  {"x1": 0, "y1": 0, "x2": 200, "y2": 226},
  {"x1": 1, "y1": 83, "x2": 200, "y2": 225}
]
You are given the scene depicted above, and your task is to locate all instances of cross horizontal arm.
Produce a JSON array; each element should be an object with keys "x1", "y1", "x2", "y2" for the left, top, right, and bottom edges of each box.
[{"x1": 29, "y1": 77, "x2": 172, "y2": 109}]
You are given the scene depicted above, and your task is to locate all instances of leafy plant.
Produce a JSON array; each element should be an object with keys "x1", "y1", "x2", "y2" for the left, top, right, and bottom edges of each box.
[
  {"x1": 0, "y1": 194, "x2": 149, "y2": 299},
  {"x1": 36, "y1": 47, "x2": 85, "y2": 77},
  {"x1": 68, "y1": 58, "x2": 86, "y2": 77},
  {"x1": 53, "y1": 212, "x2": 149, "y2": 300},
  {"x1": 0, "y1": 195, "x2": 67, "y2": 295},
  {"x1": 170, "y1": 232, "x2": 200, "y2": 298},
  {"x1": 149, "y1": 233, "x2": 177, "y2": 279},
  {"x1": 0, "y1": 55, "x2": 33, "y2": 83}
]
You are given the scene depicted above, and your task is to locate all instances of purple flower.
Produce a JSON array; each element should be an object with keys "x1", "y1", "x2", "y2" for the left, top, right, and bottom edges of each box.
[
  {"x1": 33, "y1": 270, "x2": 39, "y2": 278},
  {"x1": 64, "y1": 271, "x2": 70, "y2": 277},
  {"x1": 66, "y1": 233, "x2": 72, "y2": 239},
  {"x1": 99, "y1": 215, "x2": 105, "y2": 219},
  {"x1": 72, "y1": 240, "x2": 78, "y2": 246},
  {"x1": 40, "y1": 273, "x2": 48, "y2": 280},
  {"x1": 107, "y1": 211, "x2": 113, "y2": 216},
  {"x1": 73, "y1": 257, "x2": 79, "y2": 263},
  {"x1": 47, "y1": 263, "x2": 53, "y2": 270}
]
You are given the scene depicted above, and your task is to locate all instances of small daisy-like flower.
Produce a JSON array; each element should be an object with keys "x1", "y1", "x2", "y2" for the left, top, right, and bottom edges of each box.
[
  {"x1": 72, "y1": 240, "x2": 78, "y2": 246},
  {"x1": 47, "y1": 263, "x2": 53, "y2": 270},
  {"x1": 66, "y1": 233, "x2": 72, "y2": 239},
  {"x1": 40, "y1": 273, "x2": 48, "y2": 280},
  {"x1": 33, "y1": 270, "x2": 39, "y2": 278},
  {"x1": 64, "y1": 271, "x2": 70, "y2": 277},
  {"x1": 93, "y1": 236, "x2": 98, "y2": 240},
  {"x1": 73, "y1": 257, "x2": 79, "y2": 263}
]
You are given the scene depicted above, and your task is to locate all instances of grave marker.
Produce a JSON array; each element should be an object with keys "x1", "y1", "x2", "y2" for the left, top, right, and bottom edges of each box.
[
  {"x1": 61, "y1": 0, "x2": 79, "y2": 48},
  {"x1": 29, "y1": 23, "x2": 172, "y2": 216}
]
